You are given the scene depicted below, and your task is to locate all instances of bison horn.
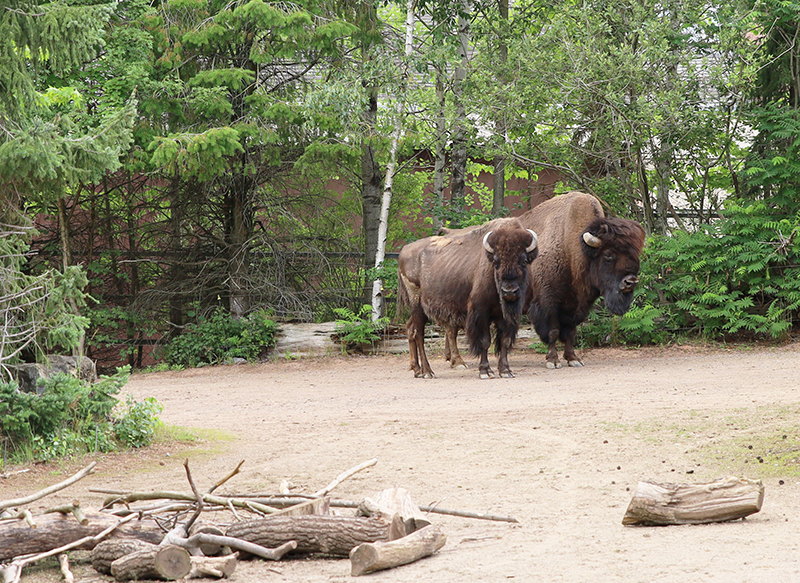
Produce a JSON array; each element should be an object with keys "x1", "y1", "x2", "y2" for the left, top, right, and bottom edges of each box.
[
  {"x1": 483, "y1": 231, "x2": 495, "y2": 253},
  {"x1": 583, "y1": 231, "x2": 602, "y2": 248},
  {"x1": 526, "y1": 229, "x2": 538, "y2": 252}
]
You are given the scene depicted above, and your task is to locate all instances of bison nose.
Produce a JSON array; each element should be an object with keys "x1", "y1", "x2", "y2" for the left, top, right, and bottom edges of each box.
[
  {"x1": 620, "y1": 274, "x2": 639, "y2": 292},
  {"x1": 501, "y1": 282, "x2": 520, "y2": 301}
]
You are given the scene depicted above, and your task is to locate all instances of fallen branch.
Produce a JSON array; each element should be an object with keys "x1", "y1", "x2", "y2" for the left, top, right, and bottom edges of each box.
[
  {"x1": 313, "y1": 459, "x2": 377, "y2": 497},
  {"x1": 208, "y1": 460, "x2": 245, "y2": 494},
  {"x1": 43, "y1": 501, "x2": 88, "y2": 526},
  {"x1": 0, "y1": 462, "x2": 96, "y2": 512},
  {"x1": 57, "y1": 553, "x2": 73, "y2": 583}
]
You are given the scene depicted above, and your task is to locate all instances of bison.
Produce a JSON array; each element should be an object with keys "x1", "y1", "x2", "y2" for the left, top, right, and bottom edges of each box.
[
  {"x1": 519, "y1": 191, "x2": 645, "y2": 368},
  {"x1": 397, "y1": 218, "x2": 538, "y2": 379}
]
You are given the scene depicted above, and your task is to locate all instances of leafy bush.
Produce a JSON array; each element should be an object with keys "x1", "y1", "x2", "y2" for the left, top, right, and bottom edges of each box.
[
  {"x1": 333, "y1": 304, "x2": 389, "y2": 352},
  {"x1": 578, "y1": 199, "x2": 800, "y2": 347},
  {"x1": 163, "y1": 309, "x2": 278, "y2": 367},
  {"x1": 114, "y1": 395, "x2": 163, "y2": 448},
  {"x1": 0, "y1": 366, "x2": 163, "y2": 463}
]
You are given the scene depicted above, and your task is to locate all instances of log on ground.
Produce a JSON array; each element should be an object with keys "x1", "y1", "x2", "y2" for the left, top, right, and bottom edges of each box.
[
  {"x1": 622, "y1": 476, "x2": 765, "y2": 526},
  {"x1": 110, "y1": 545, "x2": 191, "y2": 581},
  {"x1": 225, "y1": 514, "x2": 404, "y2": 556},
  {"x1": 91, "y1": 539, "x2": 159, "y2": 574},
  {"x1": 0, "y1": 512, "x2": 163, "y2": 562},
  {"x1": 350, "y1": 524, "x2": 447, "y2": 576}
]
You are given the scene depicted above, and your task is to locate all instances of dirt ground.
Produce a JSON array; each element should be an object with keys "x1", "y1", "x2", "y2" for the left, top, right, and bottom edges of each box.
[{"x1": 4, "y1": 341, "x2": 800, "y2": 582}]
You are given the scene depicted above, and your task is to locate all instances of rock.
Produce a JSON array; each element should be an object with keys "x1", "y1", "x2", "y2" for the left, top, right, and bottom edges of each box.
[{"x1": 8, "y1": 355, "x2": 97, "y2": 393}]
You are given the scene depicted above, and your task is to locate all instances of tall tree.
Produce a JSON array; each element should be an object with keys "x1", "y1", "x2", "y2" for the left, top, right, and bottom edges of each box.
[{"x1": 0, "y1": 0, "x2": 136, "y2": 363}]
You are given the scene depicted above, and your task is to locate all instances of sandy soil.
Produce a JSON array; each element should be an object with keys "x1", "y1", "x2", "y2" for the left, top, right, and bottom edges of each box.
[{"x1": 4, "y1": 342, "x2": 800, "y2": 582}]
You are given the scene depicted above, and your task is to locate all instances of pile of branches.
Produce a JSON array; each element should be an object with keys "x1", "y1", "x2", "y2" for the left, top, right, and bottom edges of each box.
[{"x1": 0, "y1": 458, "x2": 517, "y2": 581}]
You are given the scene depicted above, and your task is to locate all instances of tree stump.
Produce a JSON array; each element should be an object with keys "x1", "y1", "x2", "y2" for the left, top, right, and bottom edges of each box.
[
  {"x1": 225, "y1": 514, "x2": 403, "y2": 556},
  {"x1": 622, "y1": 476, "x2": 765, "y2": 526},
  {"x1": 350, "y1": 524, "x2": 447, "y2": 576},
  {"x1": 360, "y1": 487, "x2": 431, "y2": 533},
  {"x1": 110, "y1": 545, "x2": 191, "y2": 581}
]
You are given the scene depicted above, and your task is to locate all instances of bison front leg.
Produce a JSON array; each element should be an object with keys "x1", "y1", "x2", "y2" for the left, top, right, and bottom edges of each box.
[
  {"x1": 545, "y1": 329, "x2": 562, "y2": 369},
  {"x1": 496, "y1": 335, "x2": 515, "y2": 378},
  {"x1": 561, "y1": 326, "x2": 584, "y2": 367}
]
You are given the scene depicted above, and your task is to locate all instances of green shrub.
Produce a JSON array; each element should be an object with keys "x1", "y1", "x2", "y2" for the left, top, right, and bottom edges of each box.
[
  {"x1": 0, "y1": 366, "x2": 162, "y2": 463},
  {"x1": 164, "y1": 309, "x2": 278, "y2": 368},
  {"x1": 333, "y1": 304, "x2": 388, "y2": 352},
  {"x1": 114, "y1": 395, "x2": 163, "y2": 448},
  {"x1": 578, "y1": 199, "x2": 800, "y2": 347}
]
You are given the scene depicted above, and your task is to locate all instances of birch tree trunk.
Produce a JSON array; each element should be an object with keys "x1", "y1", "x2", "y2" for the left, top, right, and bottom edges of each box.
[{"x1": 370, "y1": 0, "x2": 414, "y2": 321}]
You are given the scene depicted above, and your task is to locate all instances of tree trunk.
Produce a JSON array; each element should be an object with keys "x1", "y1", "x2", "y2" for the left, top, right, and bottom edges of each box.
[
  {"x1": 0, "y1": 512, "x2": 163, "y2": 562},
  {"x1": 225, "y1": 514, "x2": 403, "y2": 556},
  {"x1": 491, "y1": 0, "x2": 509, "y2": 217},
  {"x1": 449, "y1": 4, "x2": 470, "y2": 219},
  {"x1": 433, "y1": 67, "x2": 448, "y2": 230}
]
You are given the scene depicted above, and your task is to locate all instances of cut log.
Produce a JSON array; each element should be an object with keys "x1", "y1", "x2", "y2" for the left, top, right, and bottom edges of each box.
[
  {"x1": 187, "y1": 555, "x2": 237, "y2": 579},
  {"x1": 225, "y1": 514, "x2": 404, "y2": 556},
  {"x1": 349, "y1": 524, "x2": 447, "y2": 576},
  {"x1": 622, "y1": 476, "x2": 765, "y2": 526},
  {"x1": 360, "y1": 487, "x2": 430, "y2": 533},
  {"x1": 110, "y1": 545, "x2": 191, "y2": 581},
  {"x1": 0, "y1": 512, "x2": 163, "y2": 562},
  {"x1": 91, "y1": 539, "x2": 159, "y2": 574}
]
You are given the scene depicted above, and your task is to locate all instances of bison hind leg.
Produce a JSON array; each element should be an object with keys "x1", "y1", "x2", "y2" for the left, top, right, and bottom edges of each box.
[{"x1": 443, "y1": 326, "x2": 468, "y2": 369}]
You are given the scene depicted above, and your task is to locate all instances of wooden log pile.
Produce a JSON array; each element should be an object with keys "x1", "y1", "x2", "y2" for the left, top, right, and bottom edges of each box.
[{"x1": 0, "y1": 457, "x2": 516, "y2": 582}]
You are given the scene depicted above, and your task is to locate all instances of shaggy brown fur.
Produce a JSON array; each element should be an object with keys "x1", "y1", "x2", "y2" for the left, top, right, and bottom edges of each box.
[
  {"x1": 397, "y1": 218, "x2": 537, "y2": 379},
  {"x1": 519, "y1": 191, "x2": 645, "y2": 368}
]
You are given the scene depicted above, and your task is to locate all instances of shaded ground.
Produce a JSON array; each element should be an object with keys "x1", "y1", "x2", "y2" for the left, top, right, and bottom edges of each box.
[{"x1": 4, "y1": 342, "x2": 800, "y2": 582}]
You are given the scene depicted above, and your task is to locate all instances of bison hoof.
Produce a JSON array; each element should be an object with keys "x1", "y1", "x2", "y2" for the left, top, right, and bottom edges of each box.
[
  {"x1": 567, "y1": 360, "x2": 584, "y2": 367},
  {"x1": 451, "y1": 362, "x2": 468, "y2": 370},
  {"x1": 546, "y1": 361, "x2": 562, "y2": 369},
  {"x1": 499, "y1": 371, "x2": 515, "y2": 378},
  {"x1": 479, "y1": 370, "x2": 495, "y2": 380}
]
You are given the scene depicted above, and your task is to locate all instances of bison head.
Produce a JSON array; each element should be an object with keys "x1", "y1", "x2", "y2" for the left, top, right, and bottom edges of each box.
[
  {"x1": 581, "y1": 217, "x2": 645, "y2": 315},
  {"x1": 483, "y1": 227, "x2": 538, "y2": 323}
]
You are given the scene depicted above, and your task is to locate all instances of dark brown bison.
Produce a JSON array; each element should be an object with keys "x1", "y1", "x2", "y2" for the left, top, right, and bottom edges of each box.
[
  {"x1": 397, "y1": 218, "x2": 538, "y2": 379},
  {"x1": 519, "y1": 191, "x2": 645, "y2": 368}
]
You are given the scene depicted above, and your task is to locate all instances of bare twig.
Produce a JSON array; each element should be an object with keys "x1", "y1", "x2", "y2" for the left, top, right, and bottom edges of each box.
[
  {"x1": 0, "y1": 462, "x2": 96, "y2": 512},
  {"x1": 182, "y1": 460, "x2": 204, "y2": 533},
  {"x1": 208, "y1": 460, "x2": 245, "y2": 494},
  {"x1": 57, "y1": 553, "x2": 74, "y2": 583},
  {"x1": 313, "y1": 459, "x2": 377, "y2": 498}
]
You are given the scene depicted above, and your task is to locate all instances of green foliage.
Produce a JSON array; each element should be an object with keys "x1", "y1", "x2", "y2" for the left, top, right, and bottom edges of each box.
[
  {"x1": 0, "y1": 366, "x2": 159, "y2": 463},
  {"x1": 164, "y1": 309, "x2": 278, "y2": 367},
  {"x1": 114, "y1": 395, "x2": 163, "y2": 448},
  {"x1": 333, "y1": 304, "x2": 389, "y2": 352},
  {"x1": 576, "y1": 198, "x2": 800, "y2": 346}
]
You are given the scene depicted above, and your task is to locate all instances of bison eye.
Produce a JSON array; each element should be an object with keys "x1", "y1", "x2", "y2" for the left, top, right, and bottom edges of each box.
[{"x1": 603, "y1": 252, "x2": 614, "y2": 262}]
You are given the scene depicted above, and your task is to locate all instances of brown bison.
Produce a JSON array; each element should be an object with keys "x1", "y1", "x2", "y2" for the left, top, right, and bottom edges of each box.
[
  {"x1": 520, "y1": 191, "x2": 645, "y2": 368},
  {"x1": 397, "y1": 218, "x2": 538, "y2": 379}
]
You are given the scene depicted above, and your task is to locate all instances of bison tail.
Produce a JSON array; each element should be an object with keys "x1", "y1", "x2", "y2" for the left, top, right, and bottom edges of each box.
[{"x1": 396, "y1": 274, "x2": 410, "y2": 320}]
